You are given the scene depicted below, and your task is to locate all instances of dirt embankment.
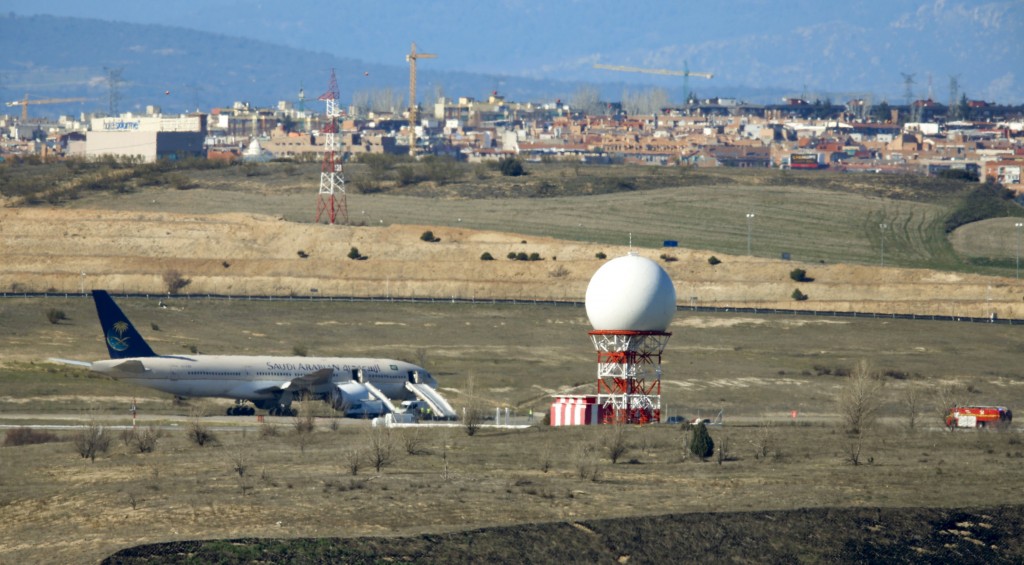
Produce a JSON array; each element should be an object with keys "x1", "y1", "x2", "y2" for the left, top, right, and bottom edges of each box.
[
  {"x1": 2, "y1": 207, "x2": 1021, "y2": 318},
  {"x1": 103, "y1": 505, "x2": 1024, "y2": 564}
]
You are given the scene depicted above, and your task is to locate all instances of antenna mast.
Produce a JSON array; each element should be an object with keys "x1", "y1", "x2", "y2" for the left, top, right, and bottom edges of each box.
[{"x1": 315, "y1": 69, "x2": 347, "y2": 225}]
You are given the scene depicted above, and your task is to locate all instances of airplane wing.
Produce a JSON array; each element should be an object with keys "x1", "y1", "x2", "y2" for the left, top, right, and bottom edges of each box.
[
  {"x1": 254, "y1": 367, "x2": 335, "y2": 394},
  {"x1": 48, "y1": 358, "x2": 93, "y2": 368}
]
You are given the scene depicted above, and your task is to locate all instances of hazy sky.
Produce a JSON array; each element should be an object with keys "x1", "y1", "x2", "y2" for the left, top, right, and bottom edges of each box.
[{"x1": 7, "y1": 0, "x2": 1023, "y2": 103}]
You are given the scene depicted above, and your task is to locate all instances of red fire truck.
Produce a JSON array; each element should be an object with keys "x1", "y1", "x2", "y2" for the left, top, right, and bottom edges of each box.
[{"x1": 945, "y1": 406, "x2": 1013, "y2": 429}]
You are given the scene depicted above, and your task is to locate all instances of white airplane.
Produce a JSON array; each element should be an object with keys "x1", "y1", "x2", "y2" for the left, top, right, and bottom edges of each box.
[{"x1": 52, "y1": 290, "x2": 446, "y2": 418}]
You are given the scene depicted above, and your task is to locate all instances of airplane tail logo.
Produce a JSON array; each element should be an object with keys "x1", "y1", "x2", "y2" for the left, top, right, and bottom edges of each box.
[
  {"x1": 92, "y1": 290, "x2": 157, "y2": 359},
  {"x1": 106, "y1": 321, "x2": 132, "y2": 352}
]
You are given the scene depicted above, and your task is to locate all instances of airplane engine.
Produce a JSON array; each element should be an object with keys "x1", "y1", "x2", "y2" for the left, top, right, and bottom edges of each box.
[{"x1": 331, "y1": 382, "x2": 385, "y2": 418}]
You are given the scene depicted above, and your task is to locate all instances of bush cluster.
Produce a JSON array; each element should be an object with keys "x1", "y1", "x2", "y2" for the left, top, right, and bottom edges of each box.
[
  {"x1": 5, "y1": 427, "x2": 60, "y2": 446},
  {"x1": 498, "y1": 157, "x2": 525, "y2": 177},
  {"x1": 507, "y1": 252, "x2": 543, "y2": 261}
]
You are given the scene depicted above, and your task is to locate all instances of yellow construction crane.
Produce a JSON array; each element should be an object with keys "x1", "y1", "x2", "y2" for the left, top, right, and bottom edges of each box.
[
  {"x1": 406, "y1": 42, "x2": 437, "y2": 156},
  {"x1": 6, "y1": 93, "x2": 88, "y2": 121},
  {"x1": 593, "y1": 63, "x2": 713, "y2": 79},
  {"x1": 595, "y1": 63, "x2": 713, "y2": 107}
]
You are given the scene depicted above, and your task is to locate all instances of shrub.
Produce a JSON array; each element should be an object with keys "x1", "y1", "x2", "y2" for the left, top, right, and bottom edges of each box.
[
  {"x1": 480, "y1": 252, "x2": 494, "y2": 261},
  {"x1": 498, "y1": 156, "x2": 525, "y2": 177},
  {"x1": 938, "y1": 168, "x2": 980, "y2": 182},
  {"x1": 395, "y1": 165, "x2": 417, "y2": 186},
  {"x1": 549, "y1": 265, "x2": 570, "y2": 278},
  {"x1": 792, "y1": 288, "x2": 808, "y2": 301},
  {"x1": 507, "y1": 252, "x2": 518, "y2": 260},
  {"x1": 46, "y1": 308, "x2": 67, "y2": 324},
  {"x1": 134, "y1": 426, "x2": 161, "y2": 453},
  {"x1": 516, "y1": 252, "x2": 529, "y2": 261},
  {"x1": 528, "y1": 252, "x2": 542, "y2": 261},
  {"x1": 347, "y1": 247, "x2": 365, "y2": 260},
  {"x1": 187, "y1": 417, "x2": 217, "y2": 447},
  {"x1": 163, "y1": 270, "x2": 191, "y2": 294},
  {"x1": 708, "y1": 256, "x2": 721, "y2": 265},
  {"x1": 689, "y1": 422, "x2": 714, "y2": 460},
  {"x1": 659, "y1": 253, "x2": 678, "y2": 262},
  {"x1": 5, "y1": 427, "x2": 60, "y2": 446},
  {"x1": 790, "y1": 268, "x2": 810, "y2": 282},
  {"x1": 422, "y1": 155, "x2": 462, "y2": 185},
  {"x1": 420, "y1": 230, "x2": 439, "y2": 242},
  {"x1": 595, "y1": 252, "x2": 607, "y2": 260},
  {"x1": 74, "y1": 423, "x2": 111, "y2": 462}
]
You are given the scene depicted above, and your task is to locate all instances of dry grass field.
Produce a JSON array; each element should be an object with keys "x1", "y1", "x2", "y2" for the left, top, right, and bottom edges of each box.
[
  {"x1": 1, "y1": 298, "x2": 1024, "y2": 562},
  {"x1": 2, "y1": 161, "x2": 1024, "y2": 562}
]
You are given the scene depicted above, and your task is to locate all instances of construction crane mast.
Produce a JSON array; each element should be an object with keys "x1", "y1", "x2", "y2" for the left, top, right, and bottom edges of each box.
[
  {"x1": 406, "y1": 42, "x2": 437, "y2": 156},
  {"x1": 7, "y1": 94, "x2": 88, "y2": 121}
]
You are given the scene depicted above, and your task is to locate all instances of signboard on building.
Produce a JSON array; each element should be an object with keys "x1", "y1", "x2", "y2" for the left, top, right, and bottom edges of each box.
[{"x1": 790, "y1": 153, "x2": 826, "y2": 169}]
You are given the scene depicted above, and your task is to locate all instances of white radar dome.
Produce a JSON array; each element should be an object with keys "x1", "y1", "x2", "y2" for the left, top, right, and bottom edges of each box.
[{"x1": 585, "y1": 253, "x2": 677, "y2": 331}]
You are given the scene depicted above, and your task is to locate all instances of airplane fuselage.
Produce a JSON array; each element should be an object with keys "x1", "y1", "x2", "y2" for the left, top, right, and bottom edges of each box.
[{"x1": 90, "y1": 354, "x2": 433, "y2": 402}]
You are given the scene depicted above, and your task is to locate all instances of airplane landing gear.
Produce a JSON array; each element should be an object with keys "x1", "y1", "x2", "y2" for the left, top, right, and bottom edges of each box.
[
  {"x1": 268, "y1": 406, "x2": 297, "y2": 417},
  {"x1": 226, "y1": 404, "x2": 256, "y2": 416}
]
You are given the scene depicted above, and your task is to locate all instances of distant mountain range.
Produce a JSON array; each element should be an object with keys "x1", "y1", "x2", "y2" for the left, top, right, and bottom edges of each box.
[
  {"x1": 0, "y1": 14, "x2": 802, "y2": 119},
  {"x1": 2, "y1": 10, "x2": 1021, "y2": 120}
]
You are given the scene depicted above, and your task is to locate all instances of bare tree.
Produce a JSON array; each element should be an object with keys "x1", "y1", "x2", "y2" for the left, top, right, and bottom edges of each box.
[
  {"x1": 366, "y1": 425, "x2": 394, "y2": 473},
  {"x1": 461, "y1": 373, "x2": 484, "y2": 436},
  {"x1": 603, "y1": 420, "x2": 628, "y2": 463},
  {"x1": 343, "y1": 447, "x2": 363, "y2": 476},
  {"x1": 837, "y1": 360, "x2": 884, "y2": 435},
  {"x1": 294, "y1": 410, "x2": 316, "y2": 454},
  {"x1": 572, "y1": 442, "x2": 600, "y2": 481},
  {"x1": 751, "y1": 418, "x2": 778, "y2": 461},
  {"x1": 570, "y1": 85, "x2": 604, "y2": 116},
  {"x1": 74, "y1": 423, "x2": 111, "y2": 462},
  {"x1": 622, "y1": 87, "x2": 670, "y2": 116},
  {"x1": 901, "y1": 387, "x2": 923, "y2": 431},
  {"x1": 936, "y1": 381, "x2": 967, "y2": 431},
  {"x1": 400, "y1": 428, "x2": 427, "y2": 455}
]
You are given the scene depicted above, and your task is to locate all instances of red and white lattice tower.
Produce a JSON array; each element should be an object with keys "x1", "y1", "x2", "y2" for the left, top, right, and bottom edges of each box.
[
  {"x1": 315, "y1": 69, "x2": 347, "y2": 224},
  {"x1": 582, "y1": 252, "x2": 676, "y2": 425},
  {"x1": 590, "y1": 330, "x2": 671, "y2": 424}
]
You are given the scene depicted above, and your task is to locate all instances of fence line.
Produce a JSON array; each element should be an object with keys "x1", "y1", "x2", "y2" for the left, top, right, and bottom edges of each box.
[{"x1": 1, "y1": 292, "x2": 1019, "y2": 325}]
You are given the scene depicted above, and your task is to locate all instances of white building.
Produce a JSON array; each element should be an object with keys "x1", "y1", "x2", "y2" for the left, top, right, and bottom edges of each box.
[{"x1": 85, "y1": 114, "x2": 207, "y2": 162}]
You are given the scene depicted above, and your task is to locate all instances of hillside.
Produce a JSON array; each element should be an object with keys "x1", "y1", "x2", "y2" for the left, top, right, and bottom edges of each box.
[
  {"x1": 1, "y1": 206, "x2": 1021, "y2": 319},
  {"x1": 2, "y1": 159, "x2": 1023, "y2": 318}
]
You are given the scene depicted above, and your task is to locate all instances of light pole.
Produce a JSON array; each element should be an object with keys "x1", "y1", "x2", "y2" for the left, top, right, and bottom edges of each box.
[
  {"x1": 1015, "y1": 222, "x2": 1023, "y2": 279},
  {"x1": 879, "y1": 223, "x2": 888, "y2": 267},
  {"x1": 746, "y1": 213, "x2": 755, "y2": 255}
]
